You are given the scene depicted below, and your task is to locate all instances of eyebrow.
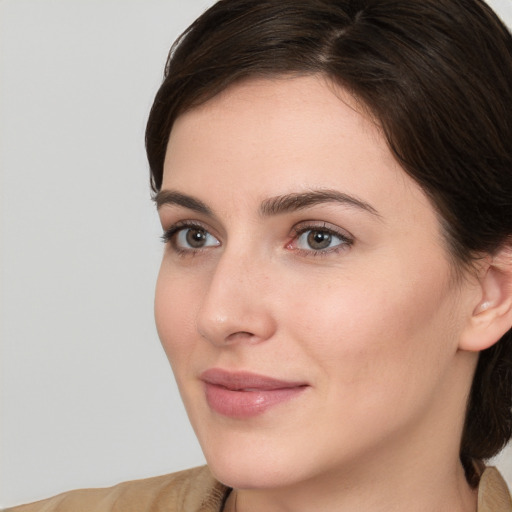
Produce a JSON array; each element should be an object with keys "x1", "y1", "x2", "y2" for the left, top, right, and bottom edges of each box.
[
  {"x1": 155, "y1": 188, "x2": 380, "y2": 219},
  {"x1": 155, "y1": 190, "x2": 212, "y2": 215},
  {"x1": 260, "y1": 189, "x2": 381, "y2": 218}
]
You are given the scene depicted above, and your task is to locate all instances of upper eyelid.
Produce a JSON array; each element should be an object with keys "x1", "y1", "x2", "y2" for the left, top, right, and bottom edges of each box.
[
  {"x1": 162, "y1": 219, "x2": 216, "y2": 234},
  {"x1": 159, "y1": 210, "x2": 225, "y2": 232},
  {"x1": 161, "y1": 220, "x2": 216, "y2": 243},
  {"x1": 290, "y1": 221, "x2": 354, "y2": 240}
]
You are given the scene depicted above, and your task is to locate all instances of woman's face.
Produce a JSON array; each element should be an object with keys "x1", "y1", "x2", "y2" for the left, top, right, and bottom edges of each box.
[{"x1": 155, "y1": 76, "x2": 479, "y2": 489}]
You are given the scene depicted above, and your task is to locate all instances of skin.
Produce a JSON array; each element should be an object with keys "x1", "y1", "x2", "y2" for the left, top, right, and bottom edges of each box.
[{"x1": 155, "y1": 76, "x2": 484, "y2": 512}]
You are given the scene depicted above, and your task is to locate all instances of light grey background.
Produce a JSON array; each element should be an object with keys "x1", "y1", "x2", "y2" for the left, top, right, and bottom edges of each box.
[{"x1": 1, "y1": 0, "x2": 511, "y2": 508}]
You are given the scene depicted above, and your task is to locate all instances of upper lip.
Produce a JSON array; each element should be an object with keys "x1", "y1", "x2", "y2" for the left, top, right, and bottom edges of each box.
[{"x1": 200, "y1": 368, "x2": 308, "y2": 391}]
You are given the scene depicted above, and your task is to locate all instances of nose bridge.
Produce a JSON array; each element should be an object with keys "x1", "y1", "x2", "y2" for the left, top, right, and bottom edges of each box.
[{"x1": 196, "y1": 243, "x2": 276, "y2": 345}]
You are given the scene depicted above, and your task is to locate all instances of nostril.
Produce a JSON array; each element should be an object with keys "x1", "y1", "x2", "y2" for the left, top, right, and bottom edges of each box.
[{"x1": 225, "y1": 331, "x2": 255, "y2": 344}]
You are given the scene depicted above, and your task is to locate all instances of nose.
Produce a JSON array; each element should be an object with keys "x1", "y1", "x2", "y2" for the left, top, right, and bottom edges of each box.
[{"x1": 195, "y1": 246, "x2": 277, "y2": 346}]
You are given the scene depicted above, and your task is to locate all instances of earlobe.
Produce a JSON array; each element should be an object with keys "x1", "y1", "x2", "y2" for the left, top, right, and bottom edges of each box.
[{"x1": 459, "y1": 245, "x2": 512, "y2": 352}]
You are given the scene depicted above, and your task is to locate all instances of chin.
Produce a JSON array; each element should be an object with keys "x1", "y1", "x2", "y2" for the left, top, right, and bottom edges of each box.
[
  {"x1": 196, "y1": 422, "x2": 338, "y2": 491},
  {"x1": 205, "y1": 452, "x2": 297, "y2": 490}
]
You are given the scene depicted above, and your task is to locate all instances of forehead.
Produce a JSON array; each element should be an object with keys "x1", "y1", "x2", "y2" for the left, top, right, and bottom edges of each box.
[
  {"x1": 166, "y1": 77, "x2": 388, "y2": 176},
  {"x1": 162, "y1": 76, "x2": 432, "y2": 223},
  {"x1": 169, "y1": 75, "x2": 379, "y2": 143}
]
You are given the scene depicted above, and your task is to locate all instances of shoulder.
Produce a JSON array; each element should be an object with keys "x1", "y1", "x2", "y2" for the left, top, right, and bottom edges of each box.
[
  {"x1": 478, "y1": 467, "x2": 512, "y2": 512},
  {"x1": 3, "y1": 466, "x2": 230, "y2": 512}
]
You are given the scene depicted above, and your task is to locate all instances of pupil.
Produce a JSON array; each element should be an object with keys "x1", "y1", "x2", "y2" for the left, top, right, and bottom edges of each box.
[
  {"x1": 307, "y1": 230, "x2": 331, "y2": 250},
  {"x1": 186, "y1": 228, "x2": 206, "y2": 248}
]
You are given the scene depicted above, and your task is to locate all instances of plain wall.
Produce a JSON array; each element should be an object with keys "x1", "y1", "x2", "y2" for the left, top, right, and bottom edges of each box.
[{"x1": 1, "y1": 0, "x2": 511, "y2": 507}]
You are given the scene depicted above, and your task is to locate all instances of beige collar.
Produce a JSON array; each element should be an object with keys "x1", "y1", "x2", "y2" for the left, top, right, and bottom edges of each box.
[{"x1": 478, "y1": 467, "x2": 512, "y2": 512}]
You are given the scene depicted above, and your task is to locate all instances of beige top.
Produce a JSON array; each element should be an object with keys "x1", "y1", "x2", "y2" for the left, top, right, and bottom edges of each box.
[{"x1": 4, "y1": 465, "x2": 511, "y2": 512}]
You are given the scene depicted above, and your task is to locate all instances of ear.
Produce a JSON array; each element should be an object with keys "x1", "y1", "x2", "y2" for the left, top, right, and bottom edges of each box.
[{"x1": 459, "y1": 244, "x2": 512, "y2": 352}]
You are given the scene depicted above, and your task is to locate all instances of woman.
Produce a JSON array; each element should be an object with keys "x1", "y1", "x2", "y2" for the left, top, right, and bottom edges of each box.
[{"x1": 7, "y1": 0, "x2": 512, "y2": 511}]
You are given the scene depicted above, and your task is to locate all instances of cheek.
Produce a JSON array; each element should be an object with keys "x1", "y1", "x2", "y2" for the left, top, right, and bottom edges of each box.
[
  {"x1": 154, "y1": 262, "x2": 203, "y2": 370},
  {"x1": 283, "y1": 257, "x2": 459, "y2": 404}
]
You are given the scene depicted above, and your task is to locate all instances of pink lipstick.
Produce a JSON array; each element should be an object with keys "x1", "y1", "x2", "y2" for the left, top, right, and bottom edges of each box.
[{"x1": 200, "y1": 368, "x2": 308, "y2": 418}]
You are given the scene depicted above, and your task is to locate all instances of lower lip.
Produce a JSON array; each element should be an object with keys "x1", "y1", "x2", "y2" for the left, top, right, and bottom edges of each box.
[{"x1": 204, "y1": 383, "x2": 307, "y2": 419}]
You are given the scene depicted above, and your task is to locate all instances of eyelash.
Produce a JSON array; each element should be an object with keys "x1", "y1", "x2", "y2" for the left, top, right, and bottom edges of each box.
[
  {"x1": 288, "y1": 222, "x2": 354, "y2": 257},
  {"x1": 161, "y1": 221, "x2": 354, "y2": 257},
  {"x1": 160, "y1": 221, "x2": 216, "y2": 256}
]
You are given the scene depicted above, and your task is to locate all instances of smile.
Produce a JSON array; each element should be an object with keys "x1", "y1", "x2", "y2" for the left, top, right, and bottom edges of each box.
[{"x1": 200, "y1": 369, "x2": 309, "y2": 419}]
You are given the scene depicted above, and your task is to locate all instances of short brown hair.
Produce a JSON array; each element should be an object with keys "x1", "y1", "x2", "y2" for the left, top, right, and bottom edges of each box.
[{"x1": 146, "y1": 0, "x2": 512, "y2": 485}]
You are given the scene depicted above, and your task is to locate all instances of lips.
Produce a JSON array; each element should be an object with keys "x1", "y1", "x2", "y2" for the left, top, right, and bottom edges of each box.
[{"x1": 200, "y1": 368, "x2": 308, "y2": 418}]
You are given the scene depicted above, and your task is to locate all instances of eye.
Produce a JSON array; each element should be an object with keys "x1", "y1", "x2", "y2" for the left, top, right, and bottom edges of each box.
[
  {"x1": 162, "y1": 223, "x2": 220, "y2": 252},
  {"x1": 288, "y1": 224, "x2": 353, "y2": 254},
  {"x1": 176, "y1": 227, "x2": 219, "y2": 249},
  {"x1": 298, "y1": 229, "x2": 337, "y2": 250}
]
